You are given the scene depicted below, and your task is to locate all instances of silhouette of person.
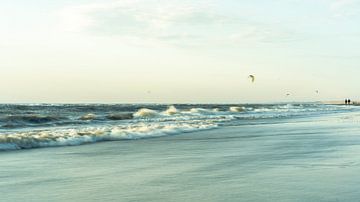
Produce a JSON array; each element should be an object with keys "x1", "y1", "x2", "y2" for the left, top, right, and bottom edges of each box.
[
  {"x1": 345, "y1": 99, "x2": 348, "y2": 105},
  {"x1": 349, "y1": 99, "x2": 351, "y2": 105}
]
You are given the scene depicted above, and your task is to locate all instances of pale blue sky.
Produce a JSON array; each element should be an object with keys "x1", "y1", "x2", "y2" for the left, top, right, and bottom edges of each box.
[{"x1": 1, "y1": 0, "x2": 359, "y2": 103}]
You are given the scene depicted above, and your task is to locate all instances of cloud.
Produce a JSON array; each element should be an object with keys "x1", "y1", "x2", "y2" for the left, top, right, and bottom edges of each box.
[
  {"x1": 57, "y1": 0, "x2": 218, "y2": 33},
  {"x1": 228, "y1": 26, "x2": 303, "y2": 45},
  {"x1": 56, "y1": 0, "x2": 304, "y2": 47},
  {"x1": 57, "y1": 2, "x2": 111, "y2": 32},
  {"x1": 329, "y1": 0, "x2": 360, "y2": 17},
  {"x1": 331, "y1": 0, "x2": 355, "y2": 9}
]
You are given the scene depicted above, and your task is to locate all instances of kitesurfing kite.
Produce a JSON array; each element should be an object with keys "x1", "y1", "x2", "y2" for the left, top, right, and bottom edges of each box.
[{"x1": 248, "y1": 75, "x2": 255, "y2": 83}]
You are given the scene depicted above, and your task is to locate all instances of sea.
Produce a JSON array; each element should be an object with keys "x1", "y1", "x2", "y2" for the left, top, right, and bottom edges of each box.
[{"x1": 1, "y1": 103, "x2": 360, "y2": 201}]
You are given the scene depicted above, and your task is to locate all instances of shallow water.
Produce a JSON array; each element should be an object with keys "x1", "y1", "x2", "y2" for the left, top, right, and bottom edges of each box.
[{"x1": 1, "y1": 104, "x2": 360, "y2": 201}]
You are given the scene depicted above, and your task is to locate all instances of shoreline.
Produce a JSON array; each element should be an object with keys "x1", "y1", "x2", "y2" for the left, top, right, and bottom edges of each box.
[{"x1": 321, "y1": 101, "x2": 359, "y2": 105}]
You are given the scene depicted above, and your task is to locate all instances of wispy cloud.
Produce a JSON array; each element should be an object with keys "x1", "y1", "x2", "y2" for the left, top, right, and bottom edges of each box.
[
  {"x1": 56, "y1": 0, "x2": 304, "y2": 47},
  {"x1": 228, "y1": 26, "x2": 303, "y2": 45},
  {"x1": 329, "y1": 0, "x2": 360, "y2": 17},
  {"x1": 331, "y1": 0, "x2": 355, "y2": 10},
  {"x1": 57, "y1": 0, "x2": 216, "y2": 33}
]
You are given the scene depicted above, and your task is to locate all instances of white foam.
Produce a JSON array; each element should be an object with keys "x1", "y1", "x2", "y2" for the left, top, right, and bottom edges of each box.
[
  {"x1": 0, "y1": 121, "x2": 218, "y2": 150},
  {"x1": 188, "y1": 108, "x2": 215, "y2": 114},
  {"x1": 229, "y1": 106, "x2": 245, "y2": 112},
  {"x1": 133, "y1": 108, "x2": 160, "y2": 118},
  {"x1": 80, "y1": 113, "x2": 96, "y2": 120},
  {"x1": 163, "y1": 106, "x2": 178, "y2": 115}
]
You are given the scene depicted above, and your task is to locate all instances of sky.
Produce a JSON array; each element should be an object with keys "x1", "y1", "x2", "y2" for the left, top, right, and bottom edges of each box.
[{"x1": 0, "y1": 0, "x2": 360, "y2": 103}]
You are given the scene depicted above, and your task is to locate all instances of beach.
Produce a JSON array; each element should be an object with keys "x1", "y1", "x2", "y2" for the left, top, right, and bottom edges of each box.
[
  {"x1": 1, "y1": 104, "x2": 360, "y2": 201},
  {"x1": 2, "y1": 0, "x2": 360, "y2": 201}
]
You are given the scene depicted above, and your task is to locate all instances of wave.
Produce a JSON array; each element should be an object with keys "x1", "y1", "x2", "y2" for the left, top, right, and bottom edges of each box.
[
  {"x1": 164, "y1": 106, "x2": 178, "y2": 115},
  {"x1": 106, "y1": 113, "x2": 133, "y2": 120},
  {"x1": 188, "y1": 108, "x2": 217, "y2": 114},
  {"x1": 0, "y1": 103, "x2": 352, "y2": 136},
  {"x1": 79, "y1": 113, "x2": 97, "y2": 120},
  {"x1": 135, "y1": 106, "x2": 222, "y2": 118},
  {"x1": 0, "y1": 115, "x2": 67, "y2": 128},
  {"x1": 229, "y1": 106, "x2": 245, "y2": 112},
  {"x1": 134, "y1": 108, "x2": 160, "y2": 118},
  {"x1": 1, "y1": 114, "x2": 63, "y2": 124},
  {"x1": 0, "y1": 122, "x2": 217, "y2": 151}
]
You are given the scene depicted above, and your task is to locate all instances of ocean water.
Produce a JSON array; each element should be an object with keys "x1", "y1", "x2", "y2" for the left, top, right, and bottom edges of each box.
[{"x1": 1, "y1": 103, "x2": 360, "y2": 201}]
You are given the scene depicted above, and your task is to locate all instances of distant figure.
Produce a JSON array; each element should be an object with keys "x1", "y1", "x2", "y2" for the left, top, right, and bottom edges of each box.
[
  {"x1": 345, "y1": 99, "x2": 348, "y2": 105},
  {"x1": 349, "y1": 99, "x2": 351, "y2": 105}
]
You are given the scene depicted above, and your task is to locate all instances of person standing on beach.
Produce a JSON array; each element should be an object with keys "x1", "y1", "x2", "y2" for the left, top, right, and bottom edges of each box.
[
  {"x1": 345, "y1": 99, "x2": 348, "y2": 105},
  {"x1": 349, "y1": 99, "x2": 351, "y2": 105}
]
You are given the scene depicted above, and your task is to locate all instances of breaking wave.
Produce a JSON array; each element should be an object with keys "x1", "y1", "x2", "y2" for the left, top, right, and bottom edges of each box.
[
  {"x1": 0, "y1": 122, "x2": 217, "y2": 151},
  {"x1": 164, "y1": 106, "x2": 178, "y2": 115},
  {"x1": 0, "y1": 103, "x2": 355, "y2": 151},
  {"x1": 80, "y1": 113, "x2": 97, "y2": 120},
  {"x1": 134, "y1": 108, "x2": 160, "y2": 118},
  {"x1": 229, "y1": 106, "x2": 245, "y2": 112}
]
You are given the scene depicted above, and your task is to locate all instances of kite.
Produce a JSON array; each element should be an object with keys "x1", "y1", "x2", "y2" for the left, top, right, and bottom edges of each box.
[{"x1": 248, "y1": 75, "x2": 255, "y2": 83}]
